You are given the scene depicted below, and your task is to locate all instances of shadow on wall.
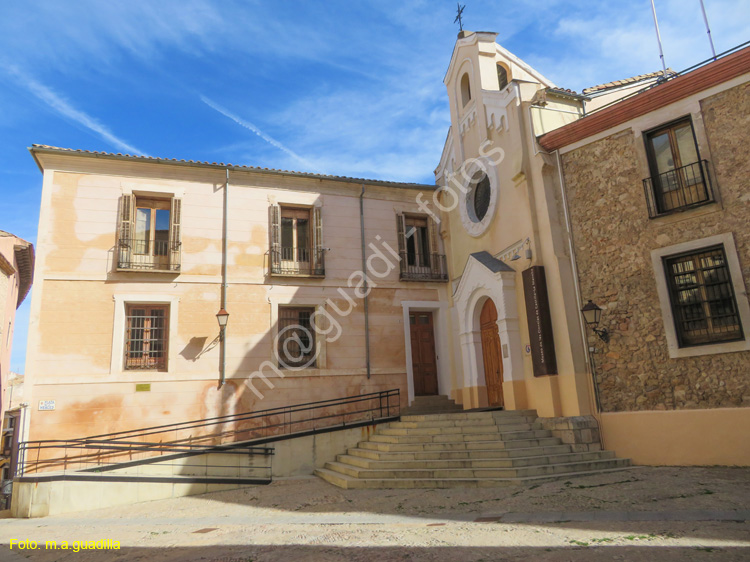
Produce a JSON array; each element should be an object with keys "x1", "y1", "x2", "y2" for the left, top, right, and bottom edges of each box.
[{"x1": 179, "y1": 336, "x2": 215, "y2": 362}]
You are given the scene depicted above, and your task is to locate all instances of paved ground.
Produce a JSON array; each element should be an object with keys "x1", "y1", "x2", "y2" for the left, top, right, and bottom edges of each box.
[{"x1": 1, "y1": 467, "x2": 748, "y2": 561}]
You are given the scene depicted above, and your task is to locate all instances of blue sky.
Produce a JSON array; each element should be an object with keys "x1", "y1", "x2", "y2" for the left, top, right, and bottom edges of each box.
[{"x1": 1, "y1": 0, "x2": 748, "y2": 373}]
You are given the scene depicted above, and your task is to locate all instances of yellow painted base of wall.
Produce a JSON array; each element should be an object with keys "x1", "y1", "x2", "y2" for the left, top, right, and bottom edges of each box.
[
  {"x1": 502, "y1": 380, "x2": 528, "y2": 410},
  {"x1": 601, "y1": 407, "x2": 750, "y2": 466},
  {"x1": 461, "y1": 386, "x2": 488, "y2": 409},
  {"x1": 524, "y1": 376, "x2": 562, "y2": 417}
]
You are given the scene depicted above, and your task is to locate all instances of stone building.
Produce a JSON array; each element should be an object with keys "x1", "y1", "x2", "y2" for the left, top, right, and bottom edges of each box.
[{"x1": 540, "y1": 46, "x2": 750, "y2": 465}]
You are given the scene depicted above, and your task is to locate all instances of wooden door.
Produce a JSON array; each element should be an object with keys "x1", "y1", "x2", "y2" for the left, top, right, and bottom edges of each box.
[
  {"x1": 480, "y1": 299, "x2": 504, "y2": 407},
  {"x1": 410, "y1": 312, "x2": 438, "y2": 396}
]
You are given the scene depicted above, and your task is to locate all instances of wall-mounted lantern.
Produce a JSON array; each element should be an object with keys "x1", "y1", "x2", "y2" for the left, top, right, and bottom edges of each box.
[
  {"x1": 216, "y1": 308, "x2": 229, "y2": 336},
  {"x1": 581, "y1": 300, "x2": 609, "y2": 343}
]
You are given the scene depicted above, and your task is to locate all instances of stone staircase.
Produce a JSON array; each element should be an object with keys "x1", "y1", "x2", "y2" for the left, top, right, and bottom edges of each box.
[
  {"x1": 315, "y1": 409, "x2": 631, "y2": 489},
  {"x1": 400, "y1": 395, "x2": 463, "y2": 416}
]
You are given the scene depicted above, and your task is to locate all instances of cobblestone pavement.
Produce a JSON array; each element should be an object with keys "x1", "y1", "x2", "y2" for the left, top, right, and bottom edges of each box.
[{"x1": 1, "y1": 467, "x2": 748, "y2": 561}]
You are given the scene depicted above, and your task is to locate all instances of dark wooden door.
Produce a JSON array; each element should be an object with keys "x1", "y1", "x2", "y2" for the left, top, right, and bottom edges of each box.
[
  {"x1": 480, "y1": 299, "x2": 504, "y2": 407},
  {"x1": 410, "y1": 311, "x2": 438, "y2": 396}
]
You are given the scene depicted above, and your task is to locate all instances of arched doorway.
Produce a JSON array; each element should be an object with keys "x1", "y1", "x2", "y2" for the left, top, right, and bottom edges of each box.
[{"x1": 480, "y1": 299, "x2": 504, "y2": 407}]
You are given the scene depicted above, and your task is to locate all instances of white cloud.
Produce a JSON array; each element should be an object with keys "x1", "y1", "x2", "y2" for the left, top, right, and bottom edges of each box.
[
  {"x1": 4, "y1": 66, "x2": 147, "y2": 155},
  {"x1": 200, "y1": 95, "x2": 316, "y2": 170}
]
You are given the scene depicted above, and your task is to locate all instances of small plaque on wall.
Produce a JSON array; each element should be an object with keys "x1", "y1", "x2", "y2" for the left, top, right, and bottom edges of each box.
[
  {"x1": 135, "y1": 383, "x2": 151, "y2": 392},
  {"x1": 38, "y1": 400, "x2": 55, "y2": 411},
  {"x1": 522, "y1": 266, "x2": 558, "y2": 376}
]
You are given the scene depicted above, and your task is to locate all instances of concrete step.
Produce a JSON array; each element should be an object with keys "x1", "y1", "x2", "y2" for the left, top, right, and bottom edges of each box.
[
  {"x1": 337, "y1": 450, "x2": 616, "y2": 470},
  {"x1": 369, "y1": 429, "x2": 553, "y2": 444},
  {"x1": 388, "y1": 416, "x2": 537, "y2": 429},
  {"x1": 401, "y1": 396, "x2": 464, "y2": 416},
  {"x1": 401, "y1": 410, "x2": 537, "y2": 422},
  {"x1": 314, "y1": 465, "x2": 634, "y2": 490},
  {"x1": 347, "y1": 444, "x2": 575, "y2": 461},
  {"x1": 358, "y1": 436, "x2": 563, "y2": 453},
  {"x1": 377, "y1": 422, "x2": 541, "y2": 436},
  {"x1": 324, "y1": 458, "x2": 629, "y2": 480},
  {"x1": 388, "y1": 418, "x2": 498, "y2": 429}
]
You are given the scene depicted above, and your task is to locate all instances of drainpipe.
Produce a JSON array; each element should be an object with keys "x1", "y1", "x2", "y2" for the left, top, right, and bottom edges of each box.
[
  {"x1": 359, "y1": 185, "x2": 371, "y2": 379},
  {"x1": 17, "y1": 402, "x2": 29, "y2": 477},
  {"x1": 219, "y1": 169, "x2": 229, "y2": 388},
  {"x1": 555, "y1": 150, "x2": 603, "y2": 426}
]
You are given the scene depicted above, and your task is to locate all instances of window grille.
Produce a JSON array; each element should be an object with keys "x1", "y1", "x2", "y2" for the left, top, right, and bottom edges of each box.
[
  {"x1": 664, "y1": 245, "x2": 743, "y2": 347},
  {"x1": 125, "y1": 305, "x2": 169, "y2": 370},
  {"x1": 277, "y1": 307, "x2": 316, "y2": 368}
]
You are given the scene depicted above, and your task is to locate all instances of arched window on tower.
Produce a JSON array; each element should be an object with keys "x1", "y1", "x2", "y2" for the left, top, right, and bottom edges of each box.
[
  {"x1": 497, "y1": 64, "x2": 508, "y2": 90},
  {"x1": 460, "y1": 73, "x2": 472, "y2": 107}
]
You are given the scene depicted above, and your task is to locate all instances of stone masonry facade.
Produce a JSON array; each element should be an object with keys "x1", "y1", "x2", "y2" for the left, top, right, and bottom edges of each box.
[{"x1": 560, "y1": 82, "x2": 750, "y2": 412}]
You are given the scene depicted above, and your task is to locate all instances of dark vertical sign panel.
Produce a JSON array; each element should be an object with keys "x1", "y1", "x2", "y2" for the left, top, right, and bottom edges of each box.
[{"x1": 522, "y1": 266, "x2": 558, "y2": 376}]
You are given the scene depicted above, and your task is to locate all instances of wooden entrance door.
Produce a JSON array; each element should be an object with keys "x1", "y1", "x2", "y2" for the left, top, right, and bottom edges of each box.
[
  {"x1": 480, "y1": 299, "x2": 504, "y2": 407},
  {"x1": 410, "y1": 311, "x2": 438, "y2": 396}
]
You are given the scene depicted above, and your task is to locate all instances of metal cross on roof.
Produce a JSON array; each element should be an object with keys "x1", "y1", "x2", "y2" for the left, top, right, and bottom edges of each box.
[{"x1": 454, "y1": 3, "x2": 466, "y2": 31}]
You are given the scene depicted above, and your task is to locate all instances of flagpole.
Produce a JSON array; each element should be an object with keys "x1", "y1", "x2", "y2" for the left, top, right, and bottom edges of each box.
[
  {"x1": 650, "y1": 0, "x2": 669, "y2": 79},
  {"x1": 699, "y1": 0, "x2": 717, "y2": 60}
]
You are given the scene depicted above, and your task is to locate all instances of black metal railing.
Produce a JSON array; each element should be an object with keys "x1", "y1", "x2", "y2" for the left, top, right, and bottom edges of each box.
[
  {"x1": 18, "y1": 389, "x2": 399, "y2": 476},
  {"x1": 643, "y1": 160, "x2": 714, "y2": 218},
  {"x1": 17, "y1": 441, "x2": 274, "y2": 482},
  {"x1": 118, "y1": 237, "x2": 180, "y2": 271},
  {"x1": 399, "y1": 252, "x2": 448, "y2": 281},
  {"x1": 270, "y1": 247, "x2": 325, "y2": 276}
]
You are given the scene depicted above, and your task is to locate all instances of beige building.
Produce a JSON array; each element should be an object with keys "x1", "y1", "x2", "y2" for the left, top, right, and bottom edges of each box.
[
  {"x1": 0, "y1": 230, "x2": 33, "y2": 507},
  {"x1": 540, "y1": 46, "x2": 750, "y2": 466},
  {"x1": 24, "y1": 146, "x2": 449, "y2": 443},
  {"x1": 0, "y1": 231, "x2": 33, "y2": 417}
]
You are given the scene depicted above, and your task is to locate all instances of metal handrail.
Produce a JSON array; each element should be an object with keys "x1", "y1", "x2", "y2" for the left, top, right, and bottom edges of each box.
[{"x1": 18, "y1": 389, "x2": 400, "y2": 476}]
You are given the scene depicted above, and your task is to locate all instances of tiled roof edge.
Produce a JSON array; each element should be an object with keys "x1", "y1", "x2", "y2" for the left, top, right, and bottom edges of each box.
[{"x1": 29, "y1": 145, "x2": 436, "y2": 190}]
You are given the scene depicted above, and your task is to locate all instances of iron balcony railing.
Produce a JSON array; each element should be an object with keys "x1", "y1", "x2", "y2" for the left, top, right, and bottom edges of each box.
[
  {"x1": 399, "y1": 252, "x2": 449, "y2": 282},
  {"x1": 118, "y1": 237, "x2": 181, "y2": 271},
  {"x1": 643, "y1": 160, "x2": 714, "y2": 218},
  {"x1": 271, "y1": 247, "x2": 325, "y2": 276},
  {"x1": 18, "y1": 389, "x2": 400, "y2": 476}
]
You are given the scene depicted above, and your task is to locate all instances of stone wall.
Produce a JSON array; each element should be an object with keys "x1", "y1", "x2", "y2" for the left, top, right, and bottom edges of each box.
[
  {"x1": 561, "y1": 82, "x2": 750, "y2": 412},
  {"x1": 537, "y1": 416, "x2": 602, "y2": 452}
]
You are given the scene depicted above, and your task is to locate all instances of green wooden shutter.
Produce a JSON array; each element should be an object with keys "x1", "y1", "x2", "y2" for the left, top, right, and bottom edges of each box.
[
  {"x1": 428, "y1": 217, "x2": 440, "y2": 275},
  {"x1": 117, "y1": 194, "x2": 135, "y2": 269},
  {"x1": 170, "y1": 198, "x2": 182, "y2": 271},
  {"x1": 312, "y1": 206, "x2": 323, "y2": 275},
  {"x1": 269, "y1": 204, "x2": 281, "y2": 273},
  {"x1": 396, "y1": 213, "x2": 406, "y2": 278}
]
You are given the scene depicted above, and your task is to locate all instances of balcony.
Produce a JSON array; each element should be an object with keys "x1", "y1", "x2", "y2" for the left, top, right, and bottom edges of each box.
[
  {"x1": 117, "y1": 237, "x2": 181, "y2": 272},
  {"x1": 399, "y1": 252, "x2": 448, "y2": 282},
  {"x1": 270, "y1": 247, "x2": 325, "y2": 277},
  {"x1": 643, "y1": 160, "x2": 714, "y2": 218}
]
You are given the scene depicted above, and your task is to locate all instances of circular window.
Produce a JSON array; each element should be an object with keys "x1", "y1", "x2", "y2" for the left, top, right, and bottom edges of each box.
[
  {"x1": 458, "y1": 164, "x2": 498, "y2": 237},
  {"x1": 468, "y1": 174, "x2": 491, "y2": 223}
]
